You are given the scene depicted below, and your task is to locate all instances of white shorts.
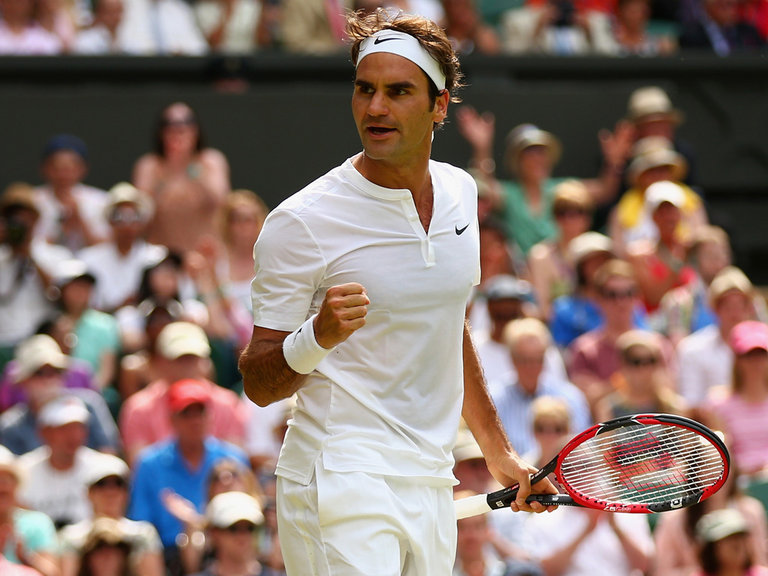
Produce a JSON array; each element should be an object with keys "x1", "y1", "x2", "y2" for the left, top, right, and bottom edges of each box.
[{"x1": 276, "y1": 459, "x2": 457, "y2": 576}]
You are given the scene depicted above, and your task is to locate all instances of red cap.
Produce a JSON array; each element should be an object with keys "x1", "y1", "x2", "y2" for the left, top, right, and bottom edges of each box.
[
  {"x1": 729, "y1": 321, "x2": 768, "y2": 356},
  {"x1": 167, "y1": 379, "x2": 211, "y2": 413}
]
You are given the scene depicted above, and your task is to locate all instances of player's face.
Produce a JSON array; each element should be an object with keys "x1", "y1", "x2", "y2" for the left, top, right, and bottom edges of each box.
[{"x1": 352, "y1": 53, "x2": 447, "y2": 168}]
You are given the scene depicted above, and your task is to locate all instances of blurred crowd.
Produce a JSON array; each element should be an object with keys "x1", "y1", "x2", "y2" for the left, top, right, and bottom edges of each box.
[
  {"x1": 0, "y1": 50, "x2": 767, "y2": 576},
  {"x1": 0, "y1": 0, "x2": 766, "y2": 57}
]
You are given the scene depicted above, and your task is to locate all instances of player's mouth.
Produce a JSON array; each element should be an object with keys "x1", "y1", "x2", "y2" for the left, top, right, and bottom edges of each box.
[{"x1": 366, "y1": 125, "x2": 396, "y2": 136}]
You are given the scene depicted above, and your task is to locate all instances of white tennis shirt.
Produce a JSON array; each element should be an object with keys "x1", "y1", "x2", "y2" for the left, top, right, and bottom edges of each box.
[{"x1": 252, "y1": 156, "x2": 480, "y2": 486}]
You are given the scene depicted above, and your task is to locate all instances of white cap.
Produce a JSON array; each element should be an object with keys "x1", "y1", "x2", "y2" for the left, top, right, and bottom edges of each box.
[
  {"x1": 157, "y1": 322, "x2": 211, "y2": 360},
  {"x1": 645, "y1": 180, "x2": 685, "y2": 211},
  {"x1": 38, "y1": 395, "x2": 90, "y2": 428},
  {"x1": 14, "y1": 334, "x2": 68, "y2": 383},
  {"x1": 205, "y1": 491, "x2": 264, "y2": 528},
  {"x1": 84, "y1": 454, "x2": 130, "y2": 487}
]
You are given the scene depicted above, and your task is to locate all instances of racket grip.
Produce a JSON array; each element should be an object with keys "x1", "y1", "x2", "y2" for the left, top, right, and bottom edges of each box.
[{"x1": 454, "y1": 493, "x2": 493, "y2": 519}]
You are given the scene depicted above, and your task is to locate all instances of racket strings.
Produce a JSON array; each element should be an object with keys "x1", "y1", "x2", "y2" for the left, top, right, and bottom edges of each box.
[{"x1": 559, "y1": 424, "x2": 725, "y2": 505}]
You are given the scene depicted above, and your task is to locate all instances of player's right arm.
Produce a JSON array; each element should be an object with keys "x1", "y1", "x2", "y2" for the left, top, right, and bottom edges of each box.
[
  {"x1": 239, "y1": 326, "x2": 302, "y2": 407},
  {"x1": 239, "y1": 283, "x2": 369, "y2": 407}
]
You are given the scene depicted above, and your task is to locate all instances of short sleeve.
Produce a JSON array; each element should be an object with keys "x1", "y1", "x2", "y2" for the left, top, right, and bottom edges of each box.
[{"x1": 251, "y1": 209, "x2": 327, "y2": 331}]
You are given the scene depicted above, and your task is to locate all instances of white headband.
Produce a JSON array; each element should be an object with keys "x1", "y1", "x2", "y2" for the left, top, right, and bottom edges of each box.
[{"x1": 356, "y1": 30, "x2": 446, "y2": 92}]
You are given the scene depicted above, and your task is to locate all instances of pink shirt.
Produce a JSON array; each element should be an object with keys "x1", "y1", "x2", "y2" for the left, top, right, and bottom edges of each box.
[
  {"x1": 0, "y1": 22, "x2": 62, "y2": 54},
  {"x1": 707, "y1": 392, "x2": 768, "y2": 475},
  {"x1": 119, "y1": 379, "x2": 246, "y2": 461}
]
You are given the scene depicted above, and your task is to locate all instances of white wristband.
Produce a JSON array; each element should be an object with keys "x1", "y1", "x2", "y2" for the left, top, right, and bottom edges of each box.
[{"x1": 283, "y1": 314, "x2": 333, "y2": 374}]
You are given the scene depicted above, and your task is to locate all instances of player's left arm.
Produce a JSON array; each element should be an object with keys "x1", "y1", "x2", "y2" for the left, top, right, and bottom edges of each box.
[{"x1": 460, "y1": 321, "x2": 555, "y2": 512}]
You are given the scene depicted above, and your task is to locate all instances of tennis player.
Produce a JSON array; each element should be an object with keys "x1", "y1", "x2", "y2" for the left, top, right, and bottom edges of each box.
[{"x1": 238, "y1": 9, "x2": 556, "y2": 575}]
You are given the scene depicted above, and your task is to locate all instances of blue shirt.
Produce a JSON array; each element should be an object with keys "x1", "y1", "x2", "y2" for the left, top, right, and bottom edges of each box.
[
  {"x1": 128, "y1": 437, "x2": 248, "y2": 547},
  {"x1": 549, "y1": 295, "x2": 649, "y2": 348},
  {"x1": 491, "y1": 373, "x2": 592, "y2": 457}
]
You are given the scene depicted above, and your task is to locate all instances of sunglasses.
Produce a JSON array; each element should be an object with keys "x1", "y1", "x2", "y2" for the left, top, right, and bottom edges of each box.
[
  {"x1": 601, "y1": 288, "x2": 637, "y2": 301},
  {"x1": 93, "y1": 476, "x2": 127, "y2": 489},
  {"x1": 624, "y1": 355, "x2": 658, "y2": 367},
  {"x1": 31, "y1": 366, "x2": 62, "y2": 379},
  {"x1": 110, "y1": 211, "x2": 143, "y2": 225},
  {"x1": 224, "y1": 522, "x2": 257, "y2": 534},
  {"x1": 512, "y1": 355, "x2": 545, "y2": 365}
]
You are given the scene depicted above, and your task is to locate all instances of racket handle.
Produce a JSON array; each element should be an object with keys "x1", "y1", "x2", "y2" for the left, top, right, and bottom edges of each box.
[{"x1": 454, "y1": 493, "x2": 493, "y2": 519}]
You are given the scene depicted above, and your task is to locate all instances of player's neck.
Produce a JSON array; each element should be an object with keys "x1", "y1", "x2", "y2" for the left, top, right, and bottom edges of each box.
[{"x1": 355, "y1": 151, "x2": 432, "y2": 201}]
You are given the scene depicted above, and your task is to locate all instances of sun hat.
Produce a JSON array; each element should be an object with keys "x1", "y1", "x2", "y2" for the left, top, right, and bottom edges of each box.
[
  {"x1": 14, "y1": 334, "x2": 68, "y2": 383},
  {"x1": 695, "y1": 509, "x2": 748, "y2": 544},
  {"x1": 644, "y1": 180, "x2": 685, "y2": 212},
  {"x1": 505, "y1": 124, "x2": 561, "y2": 173},
  {"x1": 157, "y1": 322, "x2": 211, "y2": 360},
  {"x1": 205, "y1": 491, "x2": 264, "y2": 528},
  {"x1": 625, "y1": 86, "x2": 684, "y2": 125}
]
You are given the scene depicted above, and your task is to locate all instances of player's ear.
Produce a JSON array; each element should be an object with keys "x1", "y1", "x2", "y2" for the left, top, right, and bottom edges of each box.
[{"x1": 432, "y1": 89, "x2": 449, "y2": 124}]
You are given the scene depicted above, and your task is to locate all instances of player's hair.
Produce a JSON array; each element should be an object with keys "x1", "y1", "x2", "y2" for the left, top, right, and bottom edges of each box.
[{"x1": 346, "y1": 9, "x2": 465, "y2": 107}]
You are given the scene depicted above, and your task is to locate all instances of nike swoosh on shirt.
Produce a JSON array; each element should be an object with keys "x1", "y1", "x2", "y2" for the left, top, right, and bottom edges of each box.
[
  {"x1": 455, "y1": 224, "x2": 470, "y2": 235},
  {"x1": 374, "y1": 37, "x2": 403, "y2": 45}
]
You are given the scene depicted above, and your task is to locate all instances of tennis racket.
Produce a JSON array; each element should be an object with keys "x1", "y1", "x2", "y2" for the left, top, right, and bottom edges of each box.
[{"x1": 455, "y1": 413, "x2": 729, "y2": 519}]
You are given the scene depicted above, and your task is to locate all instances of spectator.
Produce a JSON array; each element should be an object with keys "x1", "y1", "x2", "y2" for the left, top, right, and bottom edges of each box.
[
  {"x1": 455, "y1": 111, "x2": 622, "y2": 256},
  {"x1": 625, "y1": 181, "x2": 698, "y2": 316},
  {"x1": 118, "y1": 0, "x2": 207, "y2": 54},
  {"x1": 548, "y1": 231, "x2": 616, "y2": 349},
  {"x1": 0, "y1": 184, "x2": 66, "y2": 372},
  {"x1": 115, "y1": 252, "x2": 205, "y2": 354},
  {"x1": 280, "y1": 0, "x2": 353, "y2": 54},
  {"x1": 692, "y1": 508, "x2": 768, "y2": 576},
  {"x1": 654, "y1": 456, "x2": 768, "y2": 576},
  {"x1": 452, "y1": 429, "x2": 542, "y2": 575},
  {"x1": 703, "y1": 320, "x2": 768, "y2": 477},
  {"x1": 521, "y1": 492, "x2": 653, "y2": 575},
  {"x1": 73, "y1": 0, "x2": 132, "y2": 54},
  {"x1": 35, "y1": 0, "x2": 78, "y2": 52},
  {"x1": 16, "y1": 395, "x2": 117, "y2": 529},
  {"x1": 50, "y1": 260, "x2": 121, "y2": 392},
  {"x1": 608, "y1": 0, "x2": 677, "y2": 55},
  {"x1": 472, "y1": 274, "x2": 568, "y2": 398},
  {"x1": 595, "y1": 85, "x2": 700, "y2": 231},
  {"x1": 500, "y1": 0, "x2": 616, "y2": 55},
  {"x1": 0, "y1": 322, "x2": 97, "y2": 414},
  {"x1": 216, "y1": 190, "x2": 269, "y2": 314},
  {"x1": 116, "y1": 300, "x2": 181, "y2": 401},
  {"x1": 59, "y1": 455, "x2": 164, "y2": 576},
  {"x1": 0, "y1": 0, "x2": 62, "y2": 54},
  {"x1": 118, "y1": 321, "x2": 247, "y2": 464},
  {"x1": 194, "y1": 0, "x2": 263, "y2": 53},
  {"x1": 519, "y1": 392, "x2": 653, "y2": 576},
  {"x1": 608, "y1": 137, "x2": 707, "y2": 255},
  {"x1": 566, "y1": 258, "x2": 673, "y2": 411},
  {"x1": 679, "y1": 0, "x2": 765, "y2": 55},
  {"x1": 34, "y1": 135, "x2": 110, "y2": 252},
  {"x1": 677, "y1": 266, "x2": 757, "y2": 410},
  {"x1": 128, "y1": 379, "x2": 248, "y2": 575},
  {"x1": 528, "y1": 180, "x2": 594, "y2": 321},
  {"x1": 492, "y1": 318, "x2": 591, "y2": 456},
  {"x1": 454, "y1": 490, "x2": 544, "y2": 576},
  {"x1": 77, "y1": 182, "x2": 166, "y2": 314},
  {"x1": 0, "y1": 334, "x2": 117, "y2": 455},
  {"x1": 593, "y1": 329, "x2": 686, "y2": 422},
  {"x1": 440, "y1": 0, "x2": 502, "y2": 54},
  {"x1": 133, "y1": 102, "x2": 230, "y2": 255},
  {"x1": 188, "y1": 491, "x2": 265, "y2": 576},
  {"x1": 657, "y1": 225, "x2": 732, "y2": 345},
  {"x1": 163, "y1": 458, "x2": 264, "y2": 574},
  {"x1": 0, "y1": 445, "x2": 59, "y2": 576},
  {"x1": 75, "y1": 517, "x2": 137, "y2": 576}
]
